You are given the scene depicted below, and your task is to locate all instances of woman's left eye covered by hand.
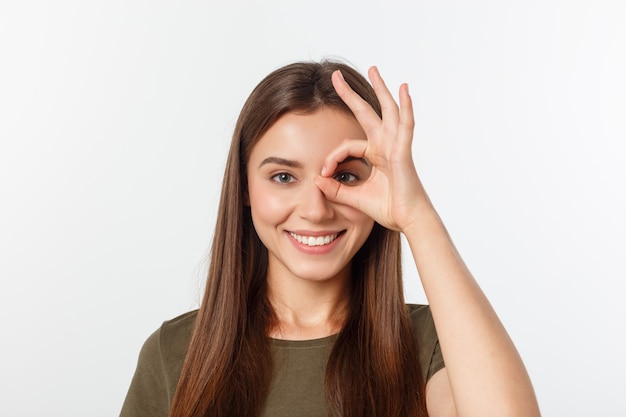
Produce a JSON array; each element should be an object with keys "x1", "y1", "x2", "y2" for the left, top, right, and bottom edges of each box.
[{"x1": 333, "y1": 171, "x2": 359, "y2": 185}]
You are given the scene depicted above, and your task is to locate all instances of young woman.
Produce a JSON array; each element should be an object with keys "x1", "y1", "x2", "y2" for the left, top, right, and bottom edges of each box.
[{"x1": 120, "y1": 60, "x2": 541, "y2": 417}]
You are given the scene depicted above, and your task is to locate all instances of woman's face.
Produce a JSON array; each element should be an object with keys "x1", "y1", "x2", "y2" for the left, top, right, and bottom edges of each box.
[{"x1": 246, "y1": 108, "x2": 375, "y2": 286}]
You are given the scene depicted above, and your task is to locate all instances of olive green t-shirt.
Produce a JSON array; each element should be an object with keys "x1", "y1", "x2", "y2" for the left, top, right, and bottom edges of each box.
[{"x1": 120, "y1": 304, "x2": 444, "y2": 417}]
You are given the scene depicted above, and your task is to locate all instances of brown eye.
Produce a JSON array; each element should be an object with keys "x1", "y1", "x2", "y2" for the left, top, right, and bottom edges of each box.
[{"x1": 333, "y1": 172, "x2": 358, "y2": 184}]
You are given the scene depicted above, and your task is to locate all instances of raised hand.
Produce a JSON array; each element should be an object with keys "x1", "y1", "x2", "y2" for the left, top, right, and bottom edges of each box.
[
  {"x1": 316, "y1": 66, "x2": 542, "y2": 417},
  {"x1": 315, "y1": 67, "x2": 432, "y2": 232}
]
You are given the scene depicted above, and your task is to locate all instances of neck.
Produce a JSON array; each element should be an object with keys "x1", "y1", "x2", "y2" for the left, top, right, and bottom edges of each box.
[{"x1": 266, "y1": 268, "x2": 352, "y2": 340}]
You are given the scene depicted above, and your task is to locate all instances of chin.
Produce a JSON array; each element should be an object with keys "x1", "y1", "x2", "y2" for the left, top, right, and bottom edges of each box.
[{"x1": 287, "y1": 263, "x2": 350, "y2": 284}]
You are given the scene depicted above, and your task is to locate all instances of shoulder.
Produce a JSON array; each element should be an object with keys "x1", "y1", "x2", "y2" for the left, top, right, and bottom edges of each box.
[
  {"x1": 406, "y1": 303, "x2": 436, "y2": 337},
  {"x1": 407, "y1": 303, "x2": 433, "y2": 321},
  {"x1": 145, "y1": 311, "x2": 198, "y2": 398},
  {"x1": 121, "y1": 311, "x2": 198, "y2": 416},
  {"x1": 159, "y1": 310, "x2": 198, "y2": 344},
  {"x1": 155, "y1": 310, "x2": 198, "y2": 366},
  {"x1": 140, "y1": 310, "x2": 198, "y2": 354},
  {"x1": 138, "y1": 310, "x2": 198, "y2": 384}
]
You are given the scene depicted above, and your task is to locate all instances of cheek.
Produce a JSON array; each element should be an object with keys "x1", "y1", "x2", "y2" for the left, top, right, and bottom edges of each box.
[
  {"x1": 338, "y1": 206, "x2": 375, "y2": 233},
  {"x1": 248, "y1": 182, "x2": 292, "y2": 225}
]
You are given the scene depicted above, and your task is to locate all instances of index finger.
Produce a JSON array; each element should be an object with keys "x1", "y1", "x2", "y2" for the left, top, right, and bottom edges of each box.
[
  {"x1": 332, "y1": 70, "x2": 382, "y2": 137},
  {"x1": 320, "y1": 138, "x2": 369, "y2": 178},
  {"x1": 367, "y1": 66, "x2": 400, "y2": 126}
]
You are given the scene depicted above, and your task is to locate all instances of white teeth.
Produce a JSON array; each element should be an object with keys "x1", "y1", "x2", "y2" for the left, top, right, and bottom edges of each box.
[{"x1": 290, "y1": 232, "x2": 338, "y2": 247}]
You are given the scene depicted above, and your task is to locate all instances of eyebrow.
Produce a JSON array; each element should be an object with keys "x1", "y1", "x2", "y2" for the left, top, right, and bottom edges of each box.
[
  {"x1": 258, "y1": 156, "x2": 370, "y2": 169},
  {"x1": 258, "y1": 157, "x2": 303, "y2": 169}
]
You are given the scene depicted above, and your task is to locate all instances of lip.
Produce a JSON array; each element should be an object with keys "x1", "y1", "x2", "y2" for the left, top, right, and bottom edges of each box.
[{"x1": 285, "y1": 230, "x2": 345, "y2": 254}]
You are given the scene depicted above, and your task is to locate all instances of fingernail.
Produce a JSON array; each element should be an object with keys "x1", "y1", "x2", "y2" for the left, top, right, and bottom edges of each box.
[
  {"x1": 336, "y1": 70, "x2": 345, "y2": 81},
  {"x1": 321, "y1": 166, "x2": 327, "y2": 176}
]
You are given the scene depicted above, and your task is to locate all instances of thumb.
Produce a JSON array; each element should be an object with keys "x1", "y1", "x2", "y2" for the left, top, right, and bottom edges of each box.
[{"x1": 314, "y1": 176, "x2": 362, "y2": 211}]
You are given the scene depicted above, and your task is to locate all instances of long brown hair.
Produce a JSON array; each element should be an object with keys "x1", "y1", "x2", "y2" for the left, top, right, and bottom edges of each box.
[{"x1": 169, "y1": 60, "x2": 427, "y2": 417}]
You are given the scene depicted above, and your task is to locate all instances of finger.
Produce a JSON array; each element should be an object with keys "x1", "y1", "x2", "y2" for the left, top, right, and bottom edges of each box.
[
  {"x1": 331, "y1": 70, "x2": 381, "y2": 136},
  {"x1": 368, "y1": 66, "x2": 399, "y2": 126},
  {"x1": 398, "y1": 83, "x2": 415, "y2": 146},
  {"x1": 320, "y1": 139, "x2": 368, "y2": 178},
  {"x1": 314, "y1": 175, "x2": 364, "y2": 211}
]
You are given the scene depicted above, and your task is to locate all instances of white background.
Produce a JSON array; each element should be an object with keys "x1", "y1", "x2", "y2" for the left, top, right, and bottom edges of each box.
[{"x1": 1, "y1": 1, "x2": 624, "y2": 416}]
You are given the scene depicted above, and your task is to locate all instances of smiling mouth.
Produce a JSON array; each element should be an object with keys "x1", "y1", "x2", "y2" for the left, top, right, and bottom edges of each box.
[{"x1": 288, "y1": 232, "x2": 343, "y2": 247}]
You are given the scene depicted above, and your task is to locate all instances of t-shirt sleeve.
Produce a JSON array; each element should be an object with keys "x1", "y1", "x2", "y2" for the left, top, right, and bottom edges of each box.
[
  {"x1": 120, "y1": 329, "x2": 170, "y2": 417},
  {"x1": 427, "y1": 339, "x2": 445, "y2": 381},
  {"x1": 408, "y1": 304, "x2": 445, "y2": 383}
]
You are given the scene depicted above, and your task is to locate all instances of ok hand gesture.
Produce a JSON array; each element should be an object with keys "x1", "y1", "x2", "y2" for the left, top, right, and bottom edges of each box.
[{"x1": 315, "y1": 67, "x2": 432, "y2": 233}]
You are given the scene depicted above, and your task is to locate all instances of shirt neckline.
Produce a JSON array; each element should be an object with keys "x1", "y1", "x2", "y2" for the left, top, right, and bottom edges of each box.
[{"x1": 270, "y1": 333, "x2": 339, "y2": 348}]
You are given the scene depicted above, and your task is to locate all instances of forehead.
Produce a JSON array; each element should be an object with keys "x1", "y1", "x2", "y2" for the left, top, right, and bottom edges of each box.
[{"x1": 248, "y1": 108, "x2": 365, "y2": 164}]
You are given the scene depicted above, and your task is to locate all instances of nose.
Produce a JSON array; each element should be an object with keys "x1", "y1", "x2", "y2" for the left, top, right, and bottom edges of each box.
[{"x1": 298, "y1": 181, "x2": 335, "y2": 223}]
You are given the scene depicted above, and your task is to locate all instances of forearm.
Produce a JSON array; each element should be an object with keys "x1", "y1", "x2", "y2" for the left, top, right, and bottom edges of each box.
[{"x1": 404, "y1": 205, "x2": 540, "y2": 417}]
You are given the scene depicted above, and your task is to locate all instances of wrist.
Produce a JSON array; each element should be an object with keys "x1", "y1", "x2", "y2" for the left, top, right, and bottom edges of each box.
[{"x1": 400, "y1": 201, "x2": 442, "y2": 239}]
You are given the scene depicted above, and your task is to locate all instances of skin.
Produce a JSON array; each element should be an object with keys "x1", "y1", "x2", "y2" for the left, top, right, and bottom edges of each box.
[{"x1": 246, "y1": 66, "x2": 542, "y2": 416}]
